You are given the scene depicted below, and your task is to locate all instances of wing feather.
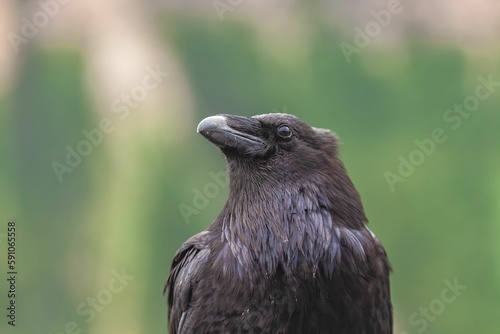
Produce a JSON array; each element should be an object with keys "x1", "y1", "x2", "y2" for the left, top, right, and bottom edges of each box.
[{"x1": 164, "y1": 231, "x2": 210, "y2": 334}]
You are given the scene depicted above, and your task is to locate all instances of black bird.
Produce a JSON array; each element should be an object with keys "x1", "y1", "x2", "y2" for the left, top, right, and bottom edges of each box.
[{"x1": 165, "y1": 113, "x2": 392, "y2": 334}]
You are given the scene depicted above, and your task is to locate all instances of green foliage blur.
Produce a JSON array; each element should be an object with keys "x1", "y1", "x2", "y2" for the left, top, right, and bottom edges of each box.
[{"x1": 1, "y1": 5, "x2": 499, "y2": 334}]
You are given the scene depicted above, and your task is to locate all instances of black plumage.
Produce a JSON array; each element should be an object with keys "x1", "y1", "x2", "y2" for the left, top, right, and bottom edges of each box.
[{"x1": 165, "y1": 113, "x2": 392, "y2": 334}]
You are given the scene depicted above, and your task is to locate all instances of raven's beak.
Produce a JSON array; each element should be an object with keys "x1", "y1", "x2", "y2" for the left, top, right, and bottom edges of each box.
[{"x1": 197, "y1": 115, "x2": 265, "y2": 155}]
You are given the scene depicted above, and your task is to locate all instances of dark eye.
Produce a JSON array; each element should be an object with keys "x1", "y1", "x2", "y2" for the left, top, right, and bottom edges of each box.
[{"x1": 277, "y1": 125, "x2": 292, "y2": 138}]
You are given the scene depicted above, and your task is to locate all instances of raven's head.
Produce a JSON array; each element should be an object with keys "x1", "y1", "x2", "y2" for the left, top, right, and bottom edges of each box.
[
  {"x1": 197, "y1": 113, "x2": 339, "y2": 175},
  {"x1": 197, "y1": 113, "x2": 366, "y2": 226}
]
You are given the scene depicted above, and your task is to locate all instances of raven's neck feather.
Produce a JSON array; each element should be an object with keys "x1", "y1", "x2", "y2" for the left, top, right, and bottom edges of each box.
[{"x1": 210, "y1": 165, "x2": 374, "y2": 281}]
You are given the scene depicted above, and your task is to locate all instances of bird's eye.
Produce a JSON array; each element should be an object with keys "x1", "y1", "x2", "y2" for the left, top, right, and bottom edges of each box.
[{"x1": 277, "y1": 125, "x2": 292, "y2": 138}]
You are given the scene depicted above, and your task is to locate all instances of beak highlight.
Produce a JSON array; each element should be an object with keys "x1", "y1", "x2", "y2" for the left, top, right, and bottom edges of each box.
[
  {"x1": 197, "y1": 115, "x2": 265, "y2": 155},
  {"x1": 197, "y1": 115, "x2": 232, "y2": 134}
]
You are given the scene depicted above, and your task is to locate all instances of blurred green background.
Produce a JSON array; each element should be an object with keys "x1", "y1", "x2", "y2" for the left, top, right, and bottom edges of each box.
[{"x1": 1, "y1": 1, "x2": 499, "y2": 334}]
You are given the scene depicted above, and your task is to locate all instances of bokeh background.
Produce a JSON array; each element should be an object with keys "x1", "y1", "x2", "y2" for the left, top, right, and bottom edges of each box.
[{"x1": 1, "y1": 1, "x2": 499, "y2": 333}]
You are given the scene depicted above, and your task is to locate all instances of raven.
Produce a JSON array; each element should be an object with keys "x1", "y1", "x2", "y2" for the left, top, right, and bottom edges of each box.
[{"x1": 165, "y1": 113, "x2": 392, "y2": 334}]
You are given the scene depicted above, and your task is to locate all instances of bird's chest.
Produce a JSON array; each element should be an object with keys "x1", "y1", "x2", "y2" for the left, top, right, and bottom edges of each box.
[
  {"x1": 194, "y1": 270, "x2": 342, "y2": 334},
  {"x1": 197, "y1": 222, "x2": 376, "y2": 333}
]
